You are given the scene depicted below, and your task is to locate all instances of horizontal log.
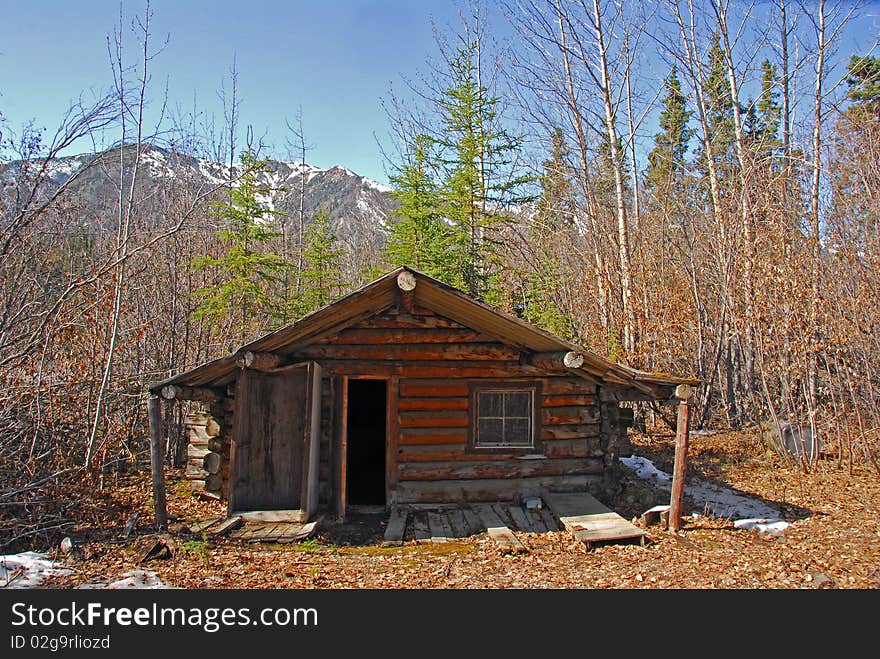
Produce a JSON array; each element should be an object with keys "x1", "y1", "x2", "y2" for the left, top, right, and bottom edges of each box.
[
  {"x1": 541, "y1": 423, "x2": 601, "y2": 440},
  {"x1": 237, "y1": 351, "x2": 281, "y2": 370},
  {"x1": 400, "y1": 380, "x2": 470, "y2": 397},
  {"x1": 398, "y1": 397, "x2": 468, "y2": 411},
  {"x1": 398, "y1": 427, "x2": 468, "y2": 445},
  {"x1": 395, "y1": 475, "x2": 600, "y2": 504},
  {"x1": 542, "y1": 394, "x2": 595, "y2": 407},
  {"x1": 188, "y1": 445, "x2": 211, "y2": 460},
  {"x1": 319, "y1": 361, "x2": 534, "y2": 378},
  {"x1": 400, "y1": 409, "x2": 469, "y2": 428},
  {"x1": 542, "y1": 406, "x2": 600, "y2": 425},
  {"x1": 396, "y1": 445, "x2": 601, "y2": 461},
  {"x1": 353, "y1": 314, "x2": 465, "y2": 330},
  {"x1": 541, "y1": 378, "x2": 597, "y2": 395},
  {"x1": 543, "y1": 438, "x2": 602, "y2": 458},
  {"x1": 323, "y1": 328, "x2": 493, "y2": 345},
  {"x1": 398, "y1": 458, "x2": 602, "y2": 481},
  {"x1": 161, "y1": 385, "x2": 222, "y2": 402},
  {"x1": 297, "y1": 343, "x2": 520, "y2": 362},
  {"x1": 525, "y1": 350, "x2": 585, "y2": 371}
]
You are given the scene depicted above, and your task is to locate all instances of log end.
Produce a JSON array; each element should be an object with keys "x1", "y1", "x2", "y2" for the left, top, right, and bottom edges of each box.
[{"x1": 397, "y1": 270, "x2": 417, "y2": 291}]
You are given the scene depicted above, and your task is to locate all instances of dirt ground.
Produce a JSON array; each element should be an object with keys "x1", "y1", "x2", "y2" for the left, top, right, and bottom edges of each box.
[{"x1": 39, "y1": 427, "x2": 880, "y2": 589}]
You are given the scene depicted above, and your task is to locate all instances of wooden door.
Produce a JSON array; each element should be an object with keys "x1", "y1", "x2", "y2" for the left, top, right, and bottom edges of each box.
[{"x1": 229, "y1": 362, "x2": 322, "y2": 520}]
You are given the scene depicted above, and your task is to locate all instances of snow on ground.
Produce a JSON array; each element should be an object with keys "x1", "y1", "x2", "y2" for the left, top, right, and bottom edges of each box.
[
  {"x1": 78, "y1": 570, "x2": 169, "y2": 589},
  {"x1": 0, "y1": 552, "x2": 169, "y2": 589},
  {"x1": 620, "y1": 455, "x2": 791, "y2": 535},
  {"x1": 0, "y1": 552, "x2": 74, "y2": 588}
]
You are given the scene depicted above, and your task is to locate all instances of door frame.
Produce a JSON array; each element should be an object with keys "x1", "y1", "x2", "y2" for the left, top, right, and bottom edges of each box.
[{"x1": 334, "y1": 374, "x2": 396, "y2": 520}]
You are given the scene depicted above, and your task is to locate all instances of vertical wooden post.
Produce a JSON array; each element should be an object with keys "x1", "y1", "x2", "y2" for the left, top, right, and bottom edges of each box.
[
  {"x1": 148, "y1": 396, "x2": 168, "y2": 531},
  {"x1": 668, "y1": 384, "x2": 693, "y2": 533}
]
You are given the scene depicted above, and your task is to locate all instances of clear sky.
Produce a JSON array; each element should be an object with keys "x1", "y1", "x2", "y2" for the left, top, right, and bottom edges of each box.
[
  {"x1": 1, "y1": 1, "x2": 878, "y2": 186},
  {"x1": 0, "y1": 0, "x2": 479, "y2": 185}
]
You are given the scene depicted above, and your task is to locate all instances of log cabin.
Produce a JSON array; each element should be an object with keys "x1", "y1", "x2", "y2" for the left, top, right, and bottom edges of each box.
[{"x1": 148, "y1": 267, "x2": 697, "y2": 523}]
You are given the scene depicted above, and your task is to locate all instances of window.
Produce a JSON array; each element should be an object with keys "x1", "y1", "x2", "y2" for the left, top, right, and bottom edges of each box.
[{"x1": 469, "y1": 383, "x2": 540, "y2": 451}]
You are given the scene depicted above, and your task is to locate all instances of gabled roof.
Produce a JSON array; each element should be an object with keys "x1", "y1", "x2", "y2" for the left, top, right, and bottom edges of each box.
[{"x1": 150, "y1": 267, "x2": 698, "y2": 400}]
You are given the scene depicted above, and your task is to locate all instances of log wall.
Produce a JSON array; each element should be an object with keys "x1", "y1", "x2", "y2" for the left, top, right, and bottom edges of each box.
[
  {"x1": 187, "y1": 306, "x2": 633, "y2": 509},
  {"x1": 297, "y1": 307, "x2": 620, "y2": 505}
]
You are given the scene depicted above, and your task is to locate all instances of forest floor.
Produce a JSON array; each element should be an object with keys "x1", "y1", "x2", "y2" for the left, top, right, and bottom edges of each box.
[{"x1": 21, "y1": 427, "x2": 880, "y2": 589}]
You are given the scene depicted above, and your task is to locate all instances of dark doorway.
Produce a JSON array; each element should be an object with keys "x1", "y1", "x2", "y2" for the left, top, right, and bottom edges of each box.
[{"x1": 346, "y1": 379, "x2": 387, "y2": 506}]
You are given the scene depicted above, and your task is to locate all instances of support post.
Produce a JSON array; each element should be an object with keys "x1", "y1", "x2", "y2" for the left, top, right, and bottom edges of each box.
[
  {"x1": 668, "y1": 384, "x2": 693, "y2": 533},
  {"x1": 148, "y1": 396, "x2": 168, "y2": 531}
]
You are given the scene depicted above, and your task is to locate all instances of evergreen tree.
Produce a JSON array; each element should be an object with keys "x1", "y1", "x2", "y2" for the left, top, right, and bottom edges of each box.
[
  {"x1": 434, "y1": 35, "x2": 533, "y2": 298},
  {"x1": 383, "y1": 133, "x2": 452, "y2": 279},
  {"x1": 192, "y1": 148, "x2": 289, "y2": 336},
  {"x1": 696, "y1": 33, "x2": 736, "y2": 188},
  {"x1": 519, "y1": 128, "x2": 577, "y2": 338},
  {"x1": 844, "y1": 54, "x2": 880, "y2": 116},
  {"x1": 289, "y1": 212, "x2": 345, "y2": 319},
  {"x1": 645, "y1": 65, "x2": 693, "y2": 192}
]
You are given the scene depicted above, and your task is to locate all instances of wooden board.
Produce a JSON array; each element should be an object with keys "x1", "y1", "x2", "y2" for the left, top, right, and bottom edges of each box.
[
  {"x1": 461, "y1": 507, "x2": 484, "y2": 536},
  {"x1": 207, "y1": 516, "x2": 243, "y2": 537},
  {"x1": 383, "y1": 506, "x2": 408, "y2": 546},
  {"x1": 525, "y1": 508, "x2": 548, "y2": 533},
  {"x1": 508, "y1": 505, "x2": 535, "y2": 533},
  {"x1": 412, "y1": 513, "x2": 431, "y2": 543},
  {"x1": 539, "y1": 506, "x2": 560, "y2": 532},
  {"x1": 230, "y1": 368, "x2": 307, "y2": 511},
  {"x1": 189, "y1": 517, "x2": 222, "y2": 534},
  {"x1": 446, "y1": 509, "x2": 470, "y2": 538},
  {"x1": 544, "y1": 493, "x2": 647, "y2": 546},
  {"x1": 475, "y1": 504, "x2": 527, "y2": 554},
  {"x1": 427, "y1": 512, "x2": 452, "y2": 543}
]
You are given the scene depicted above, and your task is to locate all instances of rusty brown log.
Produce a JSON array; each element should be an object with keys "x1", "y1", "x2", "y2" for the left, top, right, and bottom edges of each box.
[
  {"x1": 160, "y1": 385, "x2": 222, "y2": 402},
  {"x1": 237, "y1": 351, "x2": 281, "y2": 371},
  {"x1": 148, "y1": 396, "x2": 168, "y2": 531},
  {"x1": 668, "y1": 385, "x2": 693, "y2": 533}
]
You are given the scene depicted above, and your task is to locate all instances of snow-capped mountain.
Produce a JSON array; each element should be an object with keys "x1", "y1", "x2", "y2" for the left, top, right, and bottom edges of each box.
[{"x1": 6, "y1": 143, "x2": 398, "y2": 239}]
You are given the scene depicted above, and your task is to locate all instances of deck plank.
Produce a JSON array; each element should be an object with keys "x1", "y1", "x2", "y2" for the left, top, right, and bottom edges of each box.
[
  {"x1": 427, "y1": 512, "x2": 452, "y2": 543},
  {"x1": 446, "y1": 509, "x2": 470, "y2": 538},
  {"x1": 461, "y1": 507, "x2": 484, "y2": 536},
  {"x1": 508, "y1": 505, "x2": 534, "y2": 533},
  {"x1": 383, "y1": 506, "x2": 408, "y2": 546},
  {"x1": 524, "y1": 508, "x2": 548, "y2": 533},
  {"x1": 544, "y1": 492, "x2": 646, "y2": 546},
  {"x1": 412, "y1": 512, "x2": 431, "y2": 543},
  {"x1": 475, "y1": 504, "x2": 527, "y2": 554}
]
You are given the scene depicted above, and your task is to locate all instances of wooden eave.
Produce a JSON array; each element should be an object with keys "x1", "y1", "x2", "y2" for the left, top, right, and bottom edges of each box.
[{"x1": 149, "y1": 266, "x2": 698, "y2": 400}]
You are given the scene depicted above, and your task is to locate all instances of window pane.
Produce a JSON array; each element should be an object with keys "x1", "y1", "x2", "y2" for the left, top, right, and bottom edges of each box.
[
  {"x1": 478, "y1": 418, "x2": 503, "y2": 445},
  {"x1": 505, "y1": 418, "x2": 531, "y2": 446},
  {"x1": 505, "y1": 392, "x2": 531, "y2": 417},
  {"x1": 479, "y1": 392, "x2": 503, "y2": 417}
]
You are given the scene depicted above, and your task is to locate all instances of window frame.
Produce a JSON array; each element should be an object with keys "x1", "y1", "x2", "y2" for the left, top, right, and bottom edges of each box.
[{"x1": 467, "y1": 381, "x2": 542, "y2": 453}]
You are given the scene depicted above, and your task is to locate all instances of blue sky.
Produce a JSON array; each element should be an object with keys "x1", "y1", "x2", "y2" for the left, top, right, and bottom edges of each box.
[
  {"x1": 0, "y1": 1, "x2": 478, "y2": 184},
  {"x1": 1, "y1": 1, "x2": 878, "y2": 186}
]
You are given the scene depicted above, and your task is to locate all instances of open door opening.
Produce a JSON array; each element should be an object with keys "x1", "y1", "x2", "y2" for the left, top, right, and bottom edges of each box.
[{"x1": 345, "y1": 379, "x2": 387, "y2": 507}]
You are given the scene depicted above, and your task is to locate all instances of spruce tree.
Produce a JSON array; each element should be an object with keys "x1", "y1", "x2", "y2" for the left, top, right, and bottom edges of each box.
[
  {"x1": 645, "y1": 65, "x2": 693, "y2": 192},
  {"x1": 289, "y1": 212, "x2": 345, "y2": 319},
  {"x1": 434, "y1": 36, "x2": 533, "y2": 299},
  {"x1": 383, "y1": 133, "x2": 451, "y2": 279},
  {"x1": 192, "y1": 148, "x2": 289, "y2": 336}
]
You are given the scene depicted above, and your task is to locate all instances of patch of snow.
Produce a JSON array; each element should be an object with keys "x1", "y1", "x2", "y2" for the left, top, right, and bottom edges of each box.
[
  {"x1": 79, "y1": 569, "x2": 169, "y2": 590},
  {"x1": 734, "y1": 518, "x2": 790, "y2": 535},
  {"x1": 363, "y1": 177, "x2": 393, "y2": 194},
  {"x1": 0, "y1": 552, "x2": 74, "y2": 588},
  {"x1": 620, "y1": 455, "x2": 671, "y2": 486},
  {"x1": 619, "y1": 454, "x2": 790, "y2": 535}
]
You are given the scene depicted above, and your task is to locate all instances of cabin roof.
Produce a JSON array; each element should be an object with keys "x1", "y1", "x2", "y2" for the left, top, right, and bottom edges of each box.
[{"x1": 149, "y1": 266, "x2": 698, "y2": 400}]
